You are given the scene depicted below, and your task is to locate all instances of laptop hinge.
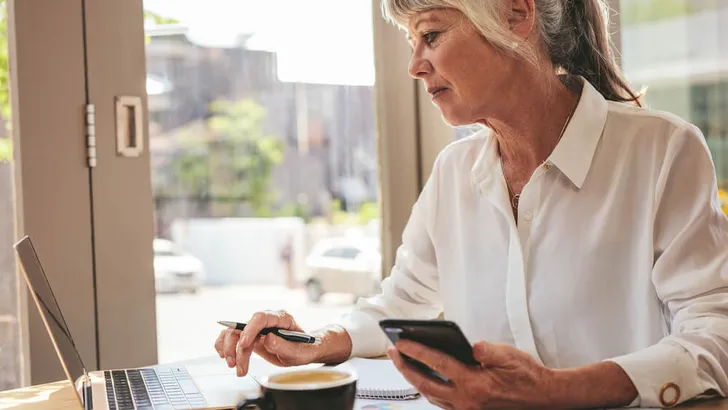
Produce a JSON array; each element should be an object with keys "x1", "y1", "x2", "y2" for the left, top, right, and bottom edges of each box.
[
  {"x1": 84, "y1": 371, "x2": 93, "y2": 410},
  {"x1": 84, "y1": 379, "x2": 93, "y2": 410},
  {"x1": 76, "y1": 370, "x2": 93, "y2": 410}
]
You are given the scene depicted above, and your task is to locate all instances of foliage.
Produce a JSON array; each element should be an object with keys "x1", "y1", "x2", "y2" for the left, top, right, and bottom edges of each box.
[
  {"x1": 357, "y1": 201, "x2": 379, "y2": 224},
  {"x1": 0, "y1": 1, "x2": 9, "y2": 163},
  {"x1": 0, "y1": 1, "x2": 8, "y2": 122},
  {"x1": 0, "y1": 137, "x2": 9, "y2": 163},
  {"x1": 166, "y1": 98, "x2": 285, "y2": 218},
  {"x1": 143, "y1": 9, "x2": 179, "y2": 44},
  {"x1": 311, "y1": 199, "x2": 379, "y2": 226},
  {"x1": 276, "y1": 201, "x2": 311, "y2": 222},
  {"x1": 143, "y1": 10, "x2": 178, "y2": 26},
  {"x1": 620, "y1": 0, "x2": 695, "y2": 27}
]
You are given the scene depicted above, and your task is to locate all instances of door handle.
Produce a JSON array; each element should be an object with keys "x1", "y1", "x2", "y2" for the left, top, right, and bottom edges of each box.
[{"x1": 115, "y1": 96, "x2": 144, "y2": 157}]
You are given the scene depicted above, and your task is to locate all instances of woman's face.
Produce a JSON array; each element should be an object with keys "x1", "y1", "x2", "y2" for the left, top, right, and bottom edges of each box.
[{"x1": 406, "y1": 8, "x2": 518, "y2": 126}]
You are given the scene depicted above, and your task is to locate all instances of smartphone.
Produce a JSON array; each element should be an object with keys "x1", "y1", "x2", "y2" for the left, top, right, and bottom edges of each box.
[{"x1": 379, "y1": 319, "x2": 477, "y2": 383}]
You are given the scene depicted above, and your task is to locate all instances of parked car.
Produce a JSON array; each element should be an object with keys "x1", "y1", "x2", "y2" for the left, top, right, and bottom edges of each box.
[
  {"x1": 153, "y1": 238, "x2": 206, "y2": 294},
  {"x1": 304, "y1": 237, "x2": 381, "y2": 302}
]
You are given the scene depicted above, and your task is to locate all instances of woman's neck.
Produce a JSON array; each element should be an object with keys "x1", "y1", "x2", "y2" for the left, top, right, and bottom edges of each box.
[{"x1": 483, "y1": 76, "x2": 581, "y2": 173}]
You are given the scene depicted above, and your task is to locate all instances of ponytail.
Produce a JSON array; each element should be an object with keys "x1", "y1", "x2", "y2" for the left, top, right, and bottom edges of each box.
[{"x1": 546, "y1": 0, "x2": 643, "y2": 106}]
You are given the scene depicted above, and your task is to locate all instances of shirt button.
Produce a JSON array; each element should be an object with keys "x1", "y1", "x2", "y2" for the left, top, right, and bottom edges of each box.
[
  {"x1": 659, "y1": 382, "x2": 680, "y2": 407},
  {"x1": 523, "y1": 211, "x2": 533, "y2": 221},
  {"x1": 544, "y1": 163, "x2": 552, "y2": 170}
]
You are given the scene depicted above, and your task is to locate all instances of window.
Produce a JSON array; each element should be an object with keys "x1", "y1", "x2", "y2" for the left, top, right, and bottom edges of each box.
[
  {"x1": 0, "y1": 0, "x2": 21, "y2": 389},
  {"x1": 143, "y1": 0, "x2": 381, "y2": 364},
  {"x1": 153, "y1": 238, "x2": 183, "y2": 257},
  {"x1": 620, "y1": 0, "x2": 728, "y2": 196},
  {"x1": 322, "y1": 248, "x2": 343, "y2": 258},
  {"x1": 154, "y1": 250, "x2": 180, "y2": 257},
  {"x1": 0, "y1": 147, "x2": 18, "y2": 392},
  {"x1": 339, "y1": 247, "x2": 362, "y2": 260}
]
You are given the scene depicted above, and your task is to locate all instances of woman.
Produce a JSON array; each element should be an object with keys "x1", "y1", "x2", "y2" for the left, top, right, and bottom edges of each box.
[{"x1": 215, "y1": 0, "x2": 728, "y2": 408}]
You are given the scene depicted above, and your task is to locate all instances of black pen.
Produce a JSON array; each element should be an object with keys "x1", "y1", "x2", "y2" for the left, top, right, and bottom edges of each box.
[{"x1": 217, "y1": 321, "x2": 317, "y2": 344}]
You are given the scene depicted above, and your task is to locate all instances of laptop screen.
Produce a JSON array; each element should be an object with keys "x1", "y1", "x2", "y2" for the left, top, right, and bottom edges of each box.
[{"x1": 14, "y1": 236, "x2": 86, "y2": 385}]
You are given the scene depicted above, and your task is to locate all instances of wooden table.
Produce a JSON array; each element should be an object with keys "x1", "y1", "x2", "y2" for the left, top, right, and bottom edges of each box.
[
  {"x1": 2, "y1": 360, "x2": 728, "y2": 410},
  {"x1": 0, "y1": 380, "x2": 79, "y2": 410}
]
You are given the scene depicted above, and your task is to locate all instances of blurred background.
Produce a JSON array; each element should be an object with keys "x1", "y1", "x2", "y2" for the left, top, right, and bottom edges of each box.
[{"x1": 3, "y1": 0, "x2": 728, "y2": 389}]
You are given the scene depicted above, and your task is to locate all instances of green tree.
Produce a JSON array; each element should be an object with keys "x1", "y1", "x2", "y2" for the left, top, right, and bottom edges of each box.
[
  {"x1": 166, "y1": 98, "x2": 285, "y2": 217},
  {"x1": 144, "y1": 10, "x2": 178, "y2": 26},
  {"x1": 143, "y1": 10, "x2": 179, "y2": 44}
]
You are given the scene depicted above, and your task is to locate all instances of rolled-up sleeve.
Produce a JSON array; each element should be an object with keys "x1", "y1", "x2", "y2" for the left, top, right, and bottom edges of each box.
[
  {"x1": 607, "y1": 125, "x2": 728, "y2": 407},
  {"x1": 335, "y1": 158, "x2": 444, "y2": 359}
]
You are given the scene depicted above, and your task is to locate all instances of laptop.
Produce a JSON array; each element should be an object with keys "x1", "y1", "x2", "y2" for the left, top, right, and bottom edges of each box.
[{"x1": 14, "y1": 235, "x2": 257, "y2": 410}]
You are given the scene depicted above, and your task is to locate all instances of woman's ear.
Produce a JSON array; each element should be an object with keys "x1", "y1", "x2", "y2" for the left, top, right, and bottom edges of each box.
[{"x1": 508, "y1": 0, "x2": 536, "y2": 39}]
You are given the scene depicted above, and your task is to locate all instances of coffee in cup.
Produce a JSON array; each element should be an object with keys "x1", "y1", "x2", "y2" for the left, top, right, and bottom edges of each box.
[{"x1": 237, "y1": 368, "x2": 357, "y2": 410}]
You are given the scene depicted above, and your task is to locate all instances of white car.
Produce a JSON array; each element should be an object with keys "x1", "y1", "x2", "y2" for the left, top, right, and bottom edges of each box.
[
  {"x1": 304, "y1": 237, "x2": 382, "y2": 302},
  {"x1": 153, "y1": 238, "x2": 206, "y2": 294}
]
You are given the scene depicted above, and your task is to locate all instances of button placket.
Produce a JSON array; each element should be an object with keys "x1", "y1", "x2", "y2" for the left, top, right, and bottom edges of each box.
[
  {"x1": 503, "y1": 171, "x2": 545, "y2": 365},
  {"x1": 516, "y1": 171, "x2": 544, "y2": 250},
  {"x1": 503, "y1": 169, "x2": 546, "y2": 364},
  {"x1": 505, "y1": 229, "x2": 543, "y2": 364}
]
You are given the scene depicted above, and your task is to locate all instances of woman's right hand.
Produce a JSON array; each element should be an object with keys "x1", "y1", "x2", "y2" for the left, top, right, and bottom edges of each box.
[{"x1": 213, "y1": 310, "x2": 353, "y2": 377}]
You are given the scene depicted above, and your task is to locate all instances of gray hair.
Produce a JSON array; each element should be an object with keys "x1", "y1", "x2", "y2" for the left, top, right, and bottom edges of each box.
[{"x1": 382, "y1": 0, "x2": 642, "y2": 106}]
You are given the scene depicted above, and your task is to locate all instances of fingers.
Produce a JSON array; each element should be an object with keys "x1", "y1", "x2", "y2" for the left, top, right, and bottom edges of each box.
[
  {"x1": 263, "y1": 333, "x2": 308, "y2": 365},
  {"x1": 222, "y1": 329, "x2": 241, "y2": 367},
  {"x1": 472, "y1": 341, "x2": 513, "y2": 366},
  {"x1": 240, "y1": 310, "x2": 297, "y2": 349},
  {"x1": 237, "y1": 333, "x2": 312, "y2": 376},
  {"x1": 387, "y1": 346, "x2": 453, "y2": 399},
  {"x1": 429, "y1": 398, "x2": 453, "y2": 410},
  {"x1": 251, "y1": 335, "x2": 304, "y2": 368},
  {"x1": 215, "y1": 309, "x2": 302, "y2": 376},
  {"x1": 236, "y1": 332, "x2": 257, "y2": 377},
  {"x1": 214, "y1": 330, "x2": 226, "y2": 358},
  {"x1": 251, "y1": 336, "x2": 283, "y2": 366},
  {"x1": 394, "y1": 339, "x2": 467, "y2": 382},
  {"x1": 235, "y1": 311, "x2": 298, "y2": 377}
]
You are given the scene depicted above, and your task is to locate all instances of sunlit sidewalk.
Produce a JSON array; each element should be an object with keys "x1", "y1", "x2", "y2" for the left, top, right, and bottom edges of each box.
[{"x1": 155, "y1": 285, "x2": 354, "y2": 364}]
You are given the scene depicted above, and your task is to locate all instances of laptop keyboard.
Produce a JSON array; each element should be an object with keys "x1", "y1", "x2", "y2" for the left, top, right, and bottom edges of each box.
[{"x1": 104, "y1": 367, "x2": 207, "y2": 409}]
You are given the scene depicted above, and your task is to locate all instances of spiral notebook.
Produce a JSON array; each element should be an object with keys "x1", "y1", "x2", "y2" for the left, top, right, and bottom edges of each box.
[{"x1": 337, "y1": 358, "x2": 420, "y2": 401}]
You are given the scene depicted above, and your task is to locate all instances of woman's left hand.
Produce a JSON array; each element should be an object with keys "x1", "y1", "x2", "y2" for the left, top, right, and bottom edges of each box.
[{"x1": 388, "y1": 339, "x2": 555, "y2": 409}]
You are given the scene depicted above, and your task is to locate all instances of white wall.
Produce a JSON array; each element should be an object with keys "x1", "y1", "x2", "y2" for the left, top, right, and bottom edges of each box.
[
  {"x1": 170, "y1": 217, "x2": 382, "y2": 286},
  {"x1": 171, "y1": 217, "x2": 307, "y2": 286}
]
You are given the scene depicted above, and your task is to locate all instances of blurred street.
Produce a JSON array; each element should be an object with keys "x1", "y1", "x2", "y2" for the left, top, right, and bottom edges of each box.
[{"x1": 155, "y1": 285, "x2": 355, "y2": 364}]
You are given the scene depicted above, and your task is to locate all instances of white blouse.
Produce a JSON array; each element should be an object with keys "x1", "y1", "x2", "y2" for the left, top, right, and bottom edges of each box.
[{"x1": 337, "y1": 79, "x2": 728, "y2": 407}]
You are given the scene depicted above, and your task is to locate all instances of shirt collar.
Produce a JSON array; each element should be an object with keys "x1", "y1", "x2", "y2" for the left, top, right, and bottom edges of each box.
[
  {"x1": 469, "y1": 127, "x2": 498, "y2": 193},
  {"x1": 549, "y1": 78, "x2": 609, "y2": 189},
  {"x1": 469, "y1": 77, "x2": 609, "y2": 192}
]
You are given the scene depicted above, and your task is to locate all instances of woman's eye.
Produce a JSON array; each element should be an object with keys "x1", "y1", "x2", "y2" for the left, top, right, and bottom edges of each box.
[{"x1": 423, "y1": 31, "x2": 439, "y2": 45}]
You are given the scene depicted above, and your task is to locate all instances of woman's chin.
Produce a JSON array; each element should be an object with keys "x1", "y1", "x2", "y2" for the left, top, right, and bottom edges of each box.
[
  {"x1": 438, "y1": 110, "x2": 472, "y2": 127},
  {"x1": 430, "y1": 102, "x2": 468, "y2": 126}
]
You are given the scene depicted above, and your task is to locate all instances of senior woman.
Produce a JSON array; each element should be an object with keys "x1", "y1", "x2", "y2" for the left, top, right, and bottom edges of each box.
[{"x1": 215, "y1": 0, "x2": 728, "y2": 408}]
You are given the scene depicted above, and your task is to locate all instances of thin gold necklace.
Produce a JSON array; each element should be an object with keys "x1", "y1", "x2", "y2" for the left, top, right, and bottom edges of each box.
[{"x1": 502, "y1": 111, "x2": 573, "y2": 210}]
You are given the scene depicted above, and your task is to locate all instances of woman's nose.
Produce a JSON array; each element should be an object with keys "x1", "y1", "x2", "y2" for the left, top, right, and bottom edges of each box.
[{"x1": 408, "y1": 51, "x2": 431, "y2": 79}]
